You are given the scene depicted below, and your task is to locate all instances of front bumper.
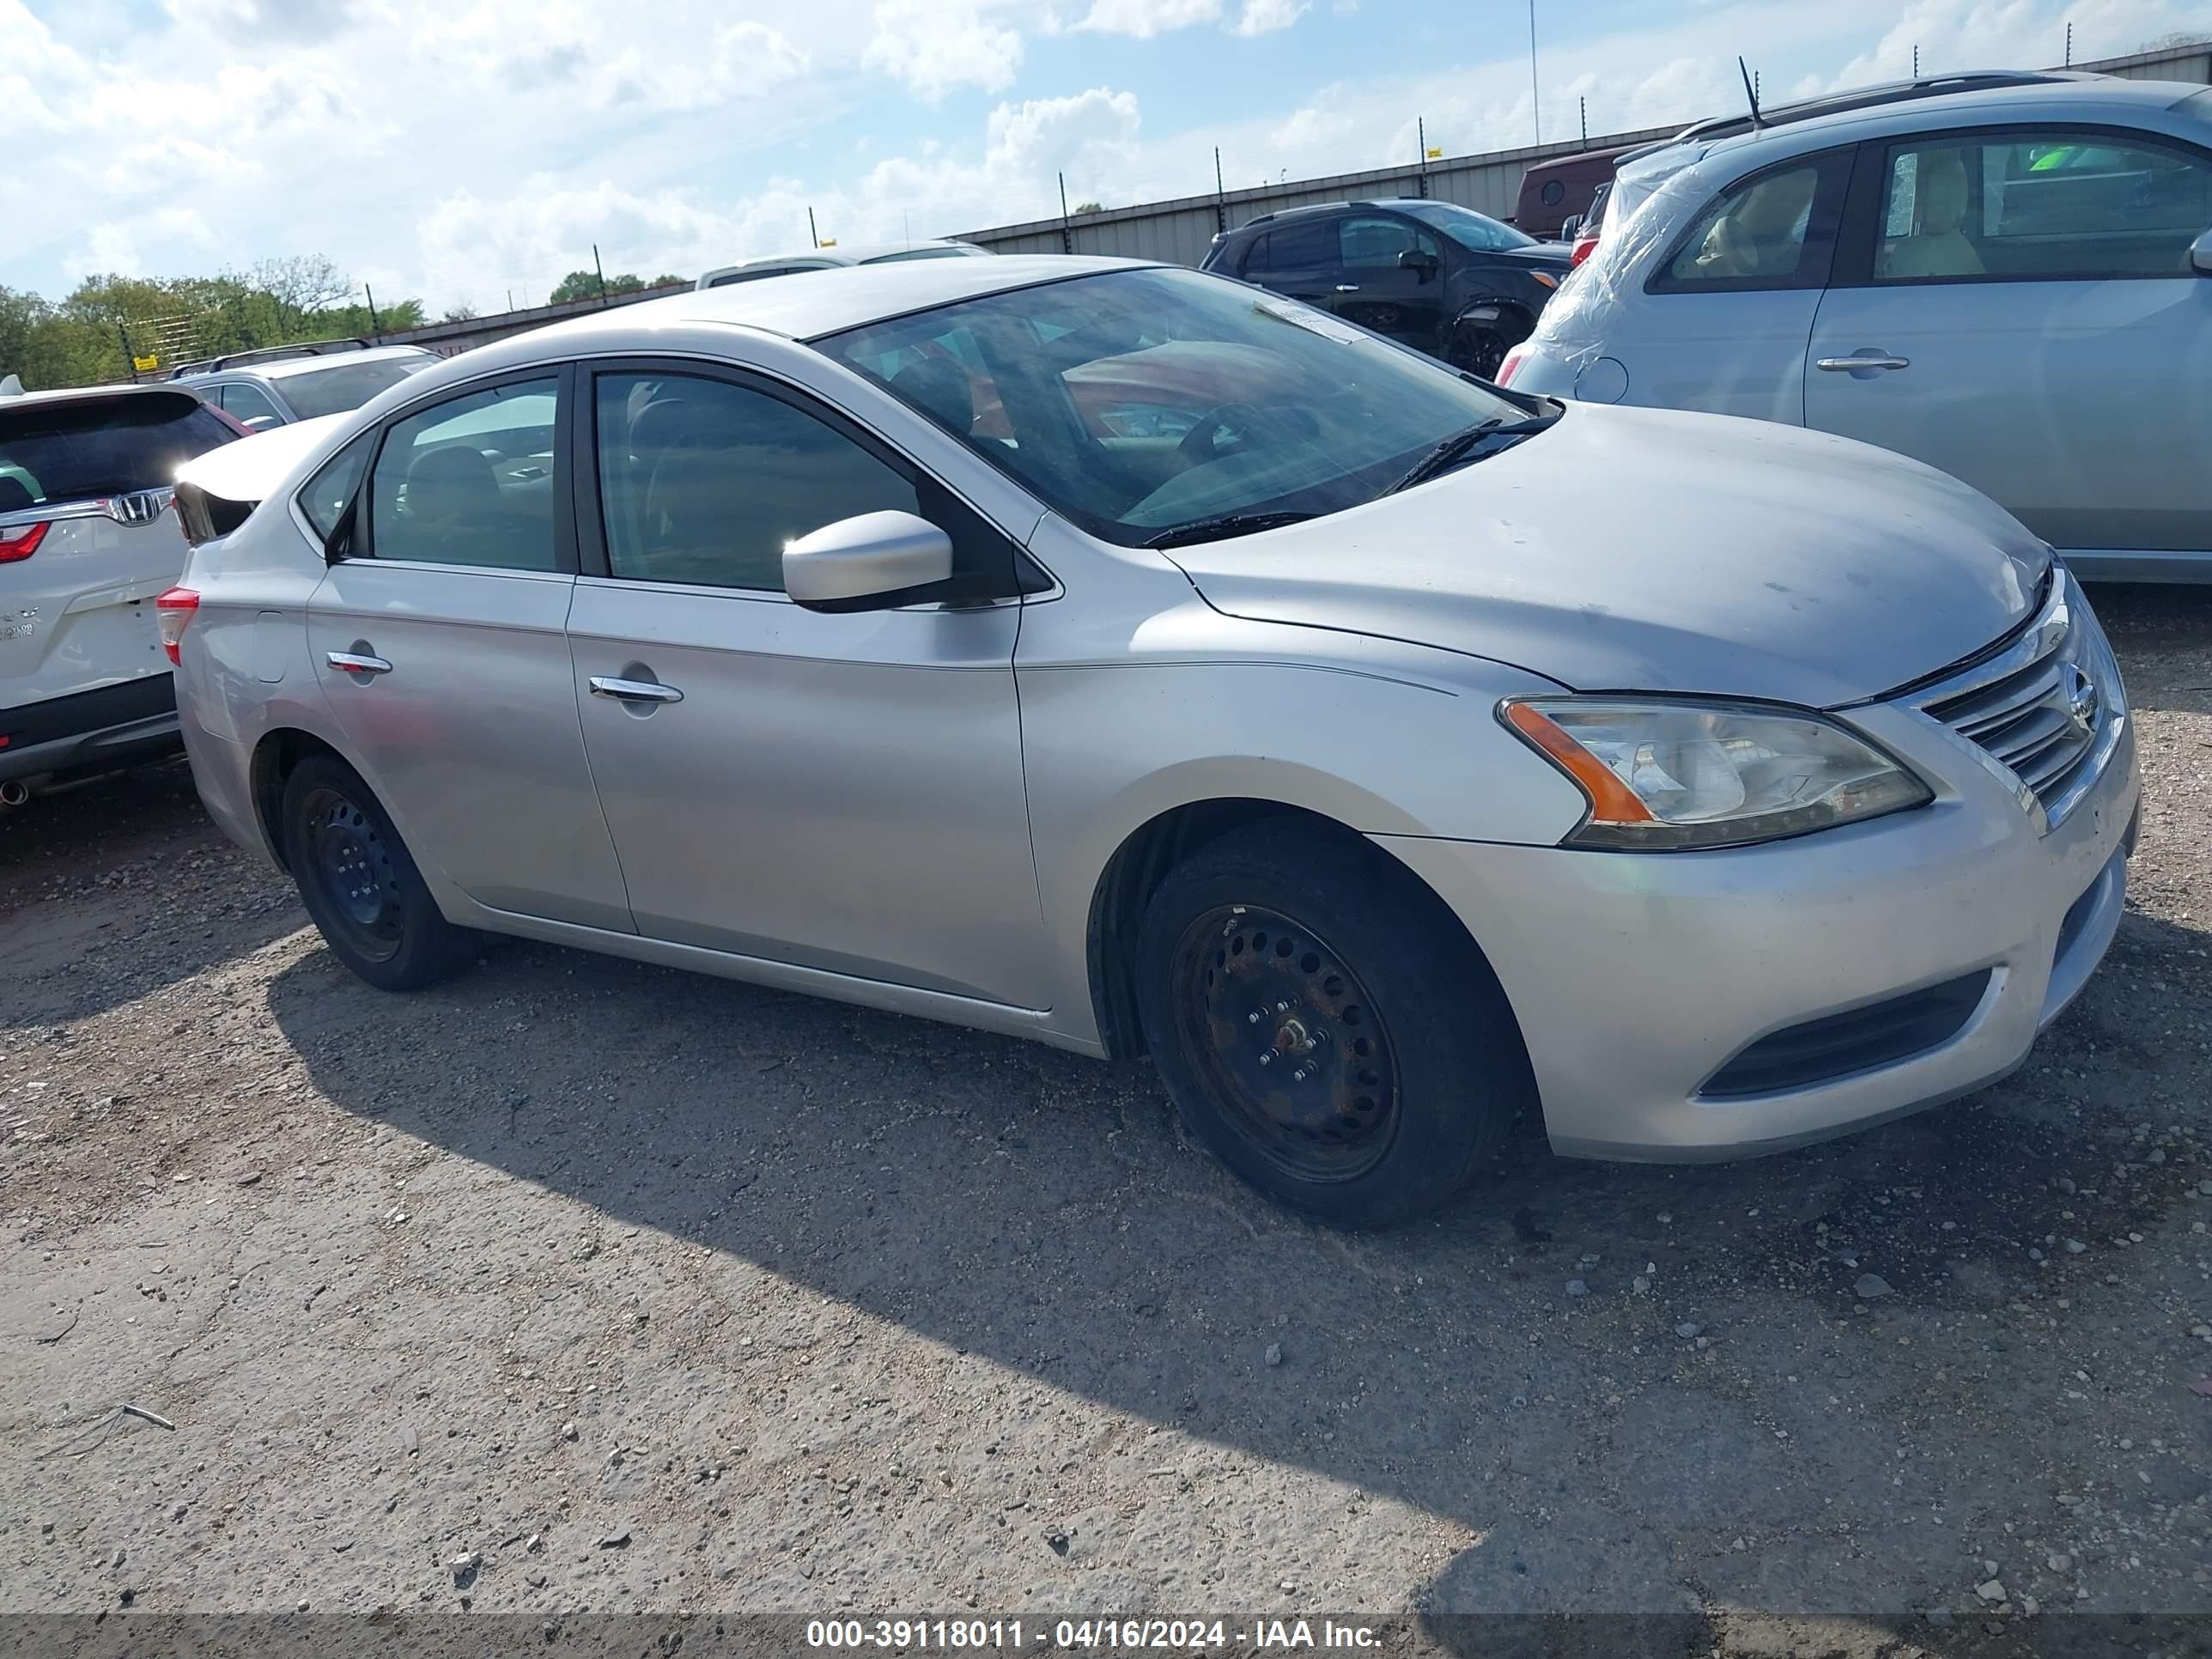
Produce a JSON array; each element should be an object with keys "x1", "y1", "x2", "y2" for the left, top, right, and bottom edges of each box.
[{"x1": 1376, "y1": 627, "x2": 2140, "y2": 1162}]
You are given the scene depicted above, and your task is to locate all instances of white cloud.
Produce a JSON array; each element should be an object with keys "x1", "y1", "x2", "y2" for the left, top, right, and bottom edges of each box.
[
  {"x1": 862, "y1": 0, "x2": 1024, "y2": 98},
  {"x1": 1074, "y1": 0, "x2": 1221, "y2": 36},
  {"x1": 1231, "y1": 0, "x2": 1306, "y2": 35}
]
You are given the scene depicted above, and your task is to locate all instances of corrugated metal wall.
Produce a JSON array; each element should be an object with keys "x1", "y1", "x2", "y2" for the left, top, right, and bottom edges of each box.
[{"x1": 958, "y1": 40, "x2": 2212, "y2": 269}]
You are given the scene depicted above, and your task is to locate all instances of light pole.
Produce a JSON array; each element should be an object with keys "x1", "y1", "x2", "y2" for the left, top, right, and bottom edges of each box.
[{"x1": 1528, "y1": 0, "x2": 1540, "y2": 146}]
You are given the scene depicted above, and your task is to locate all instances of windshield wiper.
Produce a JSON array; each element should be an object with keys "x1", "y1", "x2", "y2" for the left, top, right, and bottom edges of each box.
[
  {"x1": 1143, "y1": 510, "x2": 1318, "y2": 550},
  {"x1": 1382, "y1": 410, "x2": 1559, "y2": 497}
]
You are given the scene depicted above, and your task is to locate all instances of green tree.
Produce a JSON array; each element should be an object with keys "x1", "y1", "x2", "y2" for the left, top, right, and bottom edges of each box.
[{"x1": 547, "y1": 269, "x2": 678, "y2": 305}]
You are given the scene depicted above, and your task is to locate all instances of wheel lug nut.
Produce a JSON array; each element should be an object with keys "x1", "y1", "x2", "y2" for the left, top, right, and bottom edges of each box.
[
  {"x1": 1249, "y1": 1011, "x2": 1263, "y2": 1024},
  {"x1": 1291, "y1": 1068, "x2": 1309, "y2": 1082},
  {"x1": 1257, "y1": 1051, "x2": 1273, "y2": 1066},
  {"x1": 1274, "y1": 1000, "x2": 1291, "y2": 1013}
]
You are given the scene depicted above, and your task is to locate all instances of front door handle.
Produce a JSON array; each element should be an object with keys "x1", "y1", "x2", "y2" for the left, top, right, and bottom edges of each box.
[
  {"x1": 589, "y1": 675, "x2": 684, "y2": 704},
  {"x1": 1334, "y1": 283, "x2": 1361, "y2": 293},
  {"x1": 1816, "y1": 355, "x2": 1911, "y2": 373},
  {"x1": 325, "y1": 650, "x2": 392, "y2": 675}
]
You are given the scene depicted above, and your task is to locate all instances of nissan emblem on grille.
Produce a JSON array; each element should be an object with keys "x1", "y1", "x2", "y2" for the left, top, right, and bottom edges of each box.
[{"x1": 2063, "y1": 665, "x2": 2101, "y2": 741}]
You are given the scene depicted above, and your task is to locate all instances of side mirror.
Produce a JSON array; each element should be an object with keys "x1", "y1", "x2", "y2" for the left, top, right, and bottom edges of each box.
[
  {"x1": 2192, "y1": 227, "x2": 2212, "y2": 275},
  {"x1": 1559, "y1": 214, "x2": 1583, "y2": 240},
  {"x1": 1396, "y1": 247, "x2": 1440, "y2": 278},
  {"x1": 784, "y1": 510, "x2": 955, "y2": 613}
]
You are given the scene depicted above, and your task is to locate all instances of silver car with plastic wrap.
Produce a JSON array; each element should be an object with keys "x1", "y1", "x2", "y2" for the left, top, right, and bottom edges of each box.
[{"x1": 166, "y1": 256, "x2": 2139, "y2": 1226}]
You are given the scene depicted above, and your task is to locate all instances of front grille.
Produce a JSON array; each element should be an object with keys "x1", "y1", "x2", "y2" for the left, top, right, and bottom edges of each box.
[
  {"x1": 1698, "y1": 969, "x2": 1991, "y2": 1099},
  {"x1": 1910, "y1": 572, "x2": 2118, "y2": 830}
]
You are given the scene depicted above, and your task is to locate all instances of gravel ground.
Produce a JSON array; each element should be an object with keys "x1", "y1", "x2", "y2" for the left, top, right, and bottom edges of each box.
[{"x1": 3, "y1": 584, "x2": 2209, "y2": 1652}]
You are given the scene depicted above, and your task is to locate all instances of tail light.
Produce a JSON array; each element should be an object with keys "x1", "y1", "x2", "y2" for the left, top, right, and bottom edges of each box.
[
  {"x1": 156, "y1": 586, "x2": 200, "y2": 665},
  {"x1": 1571, "y1": 234, "x2": 1598, "y2": 267},
  {"x1": 1495, "y1": 347, "x2": 1528, "y2": 387},
  {"x1": 0, "y1": 519, "x2": 49, "y2": 563}
]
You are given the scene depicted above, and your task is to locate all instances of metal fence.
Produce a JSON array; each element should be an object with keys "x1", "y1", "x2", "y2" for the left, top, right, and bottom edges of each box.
[{"x1": 956, "y1": 40, "x2": 2212, "y2": 270}]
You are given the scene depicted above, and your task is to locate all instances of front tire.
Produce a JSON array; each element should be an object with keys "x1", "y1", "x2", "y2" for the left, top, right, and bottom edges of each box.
[
  {"x1": 1134, "y1": 822, "x2": 1533, "y2": 1228},
  {"x1": 280, "y1": 755, "x2": 475, "y2": 993}
]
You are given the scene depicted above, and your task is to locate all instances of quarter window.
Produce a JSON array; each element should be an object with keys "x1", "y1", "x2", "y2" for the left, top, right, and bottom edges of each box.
[
  {"x1": 1875, "y1": 130, "x2": 2212, "y2": 282},
  {"x1": 592, "y1": 373, "x2": 920, "y2": 592},
  {"x1": 298, "y1": 431, "x2": 377, "y2": 544},
  {"x1": 362, "y1": 379, "x2": 562, "y2": 570}
]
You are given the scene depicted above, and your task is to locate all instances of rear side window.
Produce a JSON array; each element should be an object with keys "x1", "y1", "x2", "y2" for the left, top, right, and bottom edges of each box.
[
  {"x1": 362, "y1": 379, "x2": 562, "y2": 571},
  {"x1": 1651, "y1": 149, "x2": 1852, "y2": 293},
  {"x1": 0, "y1": 393, "x2": 236, "y2": 505},
  {"x1": 277, "y1": 357, "x2": 439, "y2": 421},
  {"x1": 1246, "y1": 217, "x2": 1334, "y2": 273},
  {"x1": 592, "y1": 371, "x2": 919, "y2": 592},
  {"x1": 1874, "y1": 129, "x2": 2212, "y2": 282}
]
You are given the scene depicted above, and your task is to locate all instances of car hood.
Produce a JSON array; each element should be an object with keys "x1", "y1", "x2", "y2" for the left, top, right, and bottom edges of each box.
[
  {"x1": 1492, "y1": 242, "x2": 1575, "y2": 270},
  {"x1": 1166, "y1": 402, "x2": 2050, "y2": 708}
]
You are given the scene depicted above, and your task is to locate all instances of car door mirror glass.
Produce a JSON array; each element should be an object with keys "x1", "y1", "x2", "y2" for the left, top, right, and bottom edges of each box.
[
  {"x1": 1396, "y1": 247, "x2": 1440, "y2": 276},
  {"x1": 783, "y1": 510, "x2": 956, "y2": 613},
  {"x1": 2192, "y1": 227, "x2": 2212, "y2": 275}
]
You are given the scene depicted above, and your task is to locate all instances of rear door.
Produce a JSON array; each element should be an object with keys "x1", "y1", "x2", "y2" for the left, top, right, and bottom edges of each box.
[
  {"x1": 303, "y1": 368, "x2": 632, "y2": 932},
  {"x1": 1806, "y1": 124, "x2": 2212, "y2": 565},
  {"x1": 1614, "y1": 145, "x2": 1856, "y2": 422},
  {"x1": 1237, "y1": 215, "x2": 1341, "y2": 312}
]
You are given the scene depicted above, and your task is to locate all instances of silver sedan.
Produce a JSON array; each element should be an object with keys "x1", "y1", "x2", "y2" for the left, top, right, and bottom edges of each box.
[{"x1": 166, "y1": 255, "x2": 2138, "y2": 1226}]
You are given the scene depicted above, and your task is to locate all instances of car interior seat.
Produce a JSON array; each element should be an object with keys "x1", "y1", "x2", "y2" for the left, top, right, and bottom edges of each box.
[
  {"x1": 403, "y1": 446, "x2": 511, "y2": 564},
  {"x1": 0, "y1": 476, "x2": 36, "y2": 514},
  {"x1": 1881, "y1": 150, "x2": 1986, "y2": 280},
  {"x1": 890, "y1": 357, "x2": 976, "y2": 437}
]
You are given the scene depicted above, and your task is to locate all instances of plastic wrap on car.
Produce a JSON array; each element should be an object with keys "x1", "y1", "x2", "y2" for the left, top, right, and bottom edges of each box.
[{"x1": 1521, "y1": 164, "x2": 1707, "y2": 388}]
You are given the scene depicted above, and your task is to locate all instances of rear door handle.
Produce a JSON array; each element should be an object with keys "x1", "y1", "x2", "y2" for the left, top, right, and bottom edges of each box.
[
  {"x1": 589, "y1": 676, "x2": 684, "y2": 704},
  {"x1": 325, "y1": 651, "x2": 392, "y2": 675},
  {"x1": 1334, "y1": 284, "x2": 1361, "y2": 293},
  {"x1": 1816, "y1": 356, "x2": 1911, "y2": 372}
]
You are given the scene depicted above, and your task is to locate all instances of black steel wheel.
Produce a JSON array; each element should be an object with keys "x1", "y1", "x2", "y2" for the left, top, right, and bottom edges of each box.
[
  {"x1": 1449, "y1": 326, "x2": 1510, "y2": 380},
  {"x1": 1135, "y1": 819, "x2": 1534, "y2": 1228},
  {"x1": 1167, "y1": 904, "x2": 1402, "y2": 1184},
  {"x1": 280, "y1": 754, "x2": 476, "y2": 993}
]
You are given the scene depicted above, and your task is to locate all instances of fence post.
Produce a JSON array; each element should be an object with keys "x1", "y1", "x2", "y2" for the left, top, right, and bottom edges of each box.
[
  {"x1": 1214, "y1": 147, "x2": 1227, "y2": 234},
  {"x1": 365, "y1": 283, "x2": 382, "y2": 338},
  {"x1": 1417, "y1": 117, "x2": 1431, "y2": 198},
  {"x1": 592, "y1": 245, "x2": 610, "y2": 307},
  {"x1": 808, "y1": 207, "x2": 819, "y2": 249},
  {"x1": 1059, "y1": 172, "x2": 1074, "y2": 254}
]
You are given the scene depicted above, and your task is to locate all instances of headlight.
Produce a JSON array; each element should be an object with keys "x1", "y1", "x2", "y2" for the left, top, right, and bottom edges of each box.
[{"x1": 1503, "y1": 697, "x2": 1932, "y2": 850}]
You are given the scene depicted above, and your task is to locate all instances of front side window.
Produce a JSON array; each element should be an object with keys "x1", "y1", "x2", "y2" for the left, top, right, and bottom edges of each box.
[
  {"x1": 218, "y1": 382, "x2": 284, "y2": 432},
  {"x1": 1876, "y1": 129, "x2": 2212, "y2": 282},
  {"x1": 1655, "y1": 155, "x2": 1844, "y2": 291},
  {"x1": 592, "y1": 373, "x2": 920, "y2": 592},
  {"x1": 362, "y1": 379, "x2": 561, "y2": 570},
  {"x1": 823, "y1": 265, "x2": 1533, "y2": 545},
  {"x1": 1338, "y1": 215, "x2": 1441, "y2": 268}
]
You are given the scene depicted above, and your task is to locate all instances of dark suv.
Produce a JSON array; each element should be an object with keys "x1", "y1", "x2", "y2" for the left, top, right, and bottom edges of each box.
[{"x1": 1200, "y1": 198, "x2": 1572, "y2": 378}]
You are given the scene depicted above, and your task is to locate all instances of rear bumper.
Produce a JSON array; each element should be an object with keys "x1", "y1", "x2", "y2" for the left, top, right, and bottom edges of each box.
[
  {"x1": 1376, "y1": 706, "x2": 2139, "y2": 1163},
  {"x1": 0, "y1": 675, "x2": 179, "y2": 783}
]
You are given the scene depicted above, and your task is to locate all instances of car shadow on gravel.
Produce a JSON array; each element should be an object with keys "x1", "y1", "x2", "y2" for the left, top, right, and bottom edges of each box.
[
  {"x1": 0, "y1": 760, "x2": 307, "y2": 1031},
  {"x1": 261, "y1": 888, "x2": 2212, "y2": 1620}
]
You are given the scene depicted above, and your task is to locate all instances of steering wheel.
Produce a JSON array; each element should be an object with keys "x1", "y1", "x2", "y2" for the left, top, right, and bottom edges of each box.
[{"x1": 1174, "y1": 402, "x2": 1264, "y2": 469}]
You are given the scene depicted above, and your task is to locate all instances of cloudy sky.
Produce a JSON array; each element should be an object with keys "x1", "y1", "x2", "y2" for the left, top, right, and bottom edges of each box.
[{"x1": 3, "y1": 0, "x2": 2201, "y2": 314}]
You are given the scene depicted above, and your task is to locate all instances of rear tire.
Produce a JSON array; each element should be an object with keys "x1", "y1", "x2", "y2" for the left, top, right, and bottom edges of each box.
[
  {"x1": 280, "y1": 755, "x2": 475, "y2": 993},
  {"x1": 1133, "y1": 821, "x2": 1533, "y2": 1228}
]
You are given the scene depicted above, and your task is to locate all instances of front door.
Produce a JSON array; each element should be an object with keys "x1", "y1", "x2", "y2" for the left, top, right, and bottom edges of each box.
[
  {"x1": 304, "y1": 369, "x2": 632, "y2": 932},
  {"x1": 1328, "y1": 212, "x2": 1449, "y2": 352},
  {"x1": 1806, "y1": 125, "x2": 2212, "y2": 562},
  {"x1": 564, "y1": 363, "x2": 1048, "y2": 1006}
]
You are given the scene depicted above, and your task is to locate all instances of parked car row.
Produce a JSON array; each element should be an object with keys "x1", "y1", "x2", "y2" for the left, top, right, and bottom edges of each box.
[{"x1": 156, "y1": 249, "x2": 2136, "y2": 1228}]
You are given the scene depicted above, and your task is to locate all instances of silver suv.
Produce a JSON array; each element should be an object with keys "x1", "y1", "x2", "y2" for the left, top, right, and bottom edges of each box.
[
  {"x1": 176, "y1": 339, "x2": 441, "y2": 434},
  {"x1": 168, "y1": 258, "x2": 2136, "y2": 1225},
  {"x1": 1, "y1": 384, "x2": 241, "y2": 802},
  {"x1": 1501, "y1": 72, "x2": 2212, "y2": 581}
]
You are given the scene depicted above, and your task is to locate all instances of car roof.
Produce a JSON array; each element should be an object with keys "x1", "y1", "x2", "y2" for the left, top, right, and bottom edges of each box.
[
  {"x1": 246, "y1": 345, "x2": 438, "y2": 380},
  {"x1": 708, "y1": 240, "x2": 984, "y2": 274},
  {"x1": 0, "y1": 382, "x2": 205, "y2": 413},
  {"x1": 1628, "y1": 73, "x2": 2207, "y2": 177},
  {"x1": 468, "y1": 255, "x2": 1144, "y2": 364}
]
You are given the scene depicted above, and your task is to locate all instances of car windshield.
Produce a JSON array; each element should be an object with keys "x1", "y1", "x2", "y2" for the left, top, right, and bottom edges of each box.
[
  {"x1": 1395, "y1": 199, "x2": 1538, "y2": 251},
  {"x1": 275, "y1": 356, "x2": 438, "y2": 421},
  {"x1": 820, "y1": 266, "x2": 1533, "y2": 544},
  {"x1": 0, "y1": 392, "x2": 236, "y2": 505}
]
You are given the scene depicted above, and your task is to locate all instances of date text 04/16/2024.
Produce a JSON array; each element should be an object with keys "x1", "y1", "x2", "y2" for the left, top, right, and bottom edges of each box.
[{"x1": 804, "y1": 1620, "x2": 1384, "y2": 1650}]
